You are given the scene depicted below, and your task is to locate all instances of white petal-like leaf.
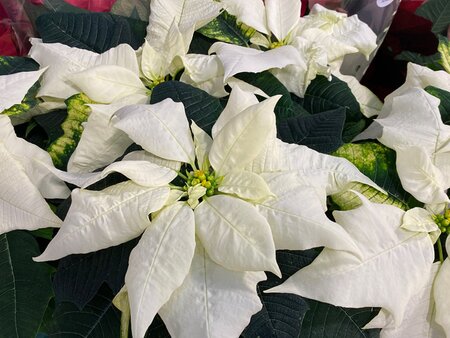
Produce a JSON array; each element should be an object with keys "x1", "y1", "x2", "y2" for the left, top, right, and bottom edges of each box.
[
  {"x1": 68, "y1": 95, "x2": 148, "y2": 173},
  {"x1": 211, "y1": 85, "x2": 259, "y2": 139},
  {"x1": 365, "y1": 263, "x2": 444, "y2": 338},
  {"x1": 191, "y1": 120, "x2": 212, "y2": 170},
  {"x1": 35, "y1": 182, "x2": 170, "y2": 261},
  {"x1": 126, "y1": 203, "x2": 196, "y2": 338},
  {"x1": 194, "y1": 195, "x2": 280, "y2": 276},
  {"x1": 146, "y1": 0, "x2": 221, "y2": 50},
  {"x1": 0, "y1": 143, "x2": 62, "y2": 234},
  {"x1": 114, "y1": 99, "x2": 196, "y2": 164},
  {"x1": 247, "y1": 139, "x2": 382, "y2": 195},
  {"x1": 29, "y1": 40, "x2": 139, "y2": 100},
  {"x1": 159, "y1": 243, "x2": 265, "y2": 338},
  {"x1": 401, "y1": 207, "x2": 439, "y2": 236},
  {"x1": 57, "y1": 161, "x2": 176, "y2": 189},
  {"x1": 123, "y1": 150, "x2": 181, "y2": 172},
  {"x1": 219, "y1": 170, "x2": 273, "y2": 201},
  {"x1": 179, "y1": 54, "x2": 228, "y2": 97},
  {"x1": 257, "y1": 172, "x2": 361, "y2": 254},
  {"x1": 0, "y1": 68, "x2": 46, "y2": 112},
  {"x1": 265, "y1": 0, "x2": 301, "y2": 41},
  {"x1": 434, "y1": 238, "x2": 450, "y2": 337},
  {"x1": 268, "y1": 195, "x2": 435, "y2": 327},
  {"x1": 209, "y1": 42, "x2": 303, "y2": 81},
  {"x1": 0, "y1": 115, "x2": 70, "y2": 199},
  {"x1": 396, "y1": 146, "x2": 449, "y2": 205},
  {"x1": 69, "y1": 65, "x2": 147, "y2": 104},
  {"x1": 220, "y1": 0, "x2": 269, "y2": 35},
  {"x1": 209, "y1": 96, "x2": 279, "y2": 175}
]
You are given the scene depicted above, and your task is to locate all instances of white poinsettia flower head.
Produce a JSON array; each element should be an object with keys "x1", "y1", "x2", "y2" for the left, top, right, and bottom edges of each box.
[{"x1": 34, "y1": 85, "x2": 383, "y2": 338}]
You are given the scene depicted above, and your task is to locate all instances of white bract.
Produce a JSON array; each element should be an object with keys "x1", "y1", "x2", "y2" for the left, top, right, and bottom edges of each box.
[
  {"x1": 28, "y1": 40, "x2": 147, "y2": 106},
  {"x1": 35, "y1": 86, "x2": 381, "y2": 338},
  {"x1": 268, "y1": 194, "x2": 436, "y2": 329},
  {"x1": 357, "y1": 87, "x2": 450, "y2": 206},
  {"x1": 0, "y1": 114, "x2": 68, "y2": 234},
  {"x1": 0, "y1": 67, "x2": 47, "y2": 113}
]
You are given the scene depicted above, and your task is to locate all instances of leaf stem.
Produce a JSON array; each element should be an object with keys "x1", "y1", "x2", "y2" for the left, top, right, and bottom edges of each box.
[
  {"x1": 437, "y1": 236, "x2": 444, "y2": 264},
  {"x1": 120, "y1": 305, "x2": 131, "y2": 338}
]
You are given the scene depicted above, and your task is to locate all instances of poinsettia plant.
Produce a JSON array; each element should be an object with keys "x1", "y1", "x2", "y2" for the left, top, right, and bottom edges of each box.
[{"x1": 0, "y1": 0, "x2": 449, "y2": 338}]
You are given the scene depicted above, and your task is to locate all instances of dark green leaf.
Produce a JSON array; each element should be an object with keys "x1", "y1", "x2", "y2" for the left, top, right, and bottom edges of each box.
[
  {"x1": 189, "y1": 32, "x2": 216, "y2": 55},
  {"x1": 145, "y1": 315, "x2": 171, "y2": 338},
  {"x1": 150, "y1": 81, "x2": 224, "y2": 135},
  {"x1": 425, "y1": 85, "x2": 450, "y2": 124},
  {"x1": 197, "y1": 11, "x2": 255, "y2": 47},
  {"x1": 44, "y1": 284, "x2": 121, "y2": 338},
  {"x1": 299, "y1": 301, "x2": 380, "y2": 338},
  {"x1": 53, "y1": 239, "x2": 138, "y2": 309},
  {"x1": 0, "y1": 56, "x2": 39, "y2": 75},
  {"x1": 0, "y1": 231, "x2": 53, "y2": 338},
  {"x1": 416, "y1": 0, "x2": 450, "y2": 35},
  {"x1": 36, "y1": 12, "x2": 147, "y2": 53},
  {"x1": 342, "y1": 119, "x2": 368, "y2": 143},
  {"x1": 395, "y1": 51, "x2": 444, "y2": 71},
  {"x1": 303, "y1": 75, "x2": 362, "y2": 122},
  {"x1": 34, "y1": 109, "x2": 67, "y2": 145},
  {"x1": 277, "y1": 107, "x2": 345, "y2": 153},
  {"x1": 31, "y1": 228, "x2": 54, "y2": 240},
  {"x1": 242, "y1": 250, "x2": 319, "y2": 338},
  {"x1": 332, "y1": 142, "x2": 417, "y2": 209},
  {"x1": 236, "y1": 72, "x2": 310, "y2": 120}
]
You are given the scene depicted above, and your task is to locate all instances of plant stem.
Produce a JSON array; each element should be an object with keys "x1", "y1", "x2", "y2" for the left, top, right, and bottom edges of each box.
[
  {"x1": 120, "y1": 306, "x2": 131, "y2": 338},
  {"x1": 437, "y1": 237, "x2": 444, "y2": 264}
]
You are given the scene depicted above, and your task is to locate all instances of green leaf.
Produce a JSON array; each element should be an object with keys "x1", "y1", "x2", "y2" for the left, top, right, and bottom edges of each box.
[
  {"x1": 2, "y1": 82, "x2": 41, "y2": 118},
  {"x1": 53, "y1": 238, "x2": 138, "y2": 309},
  {"x1": 47, "y1": 93, "x2": 93, "y2": 170},
  {"x1": 197, "y1": 11, "x2": 255, "y2": 47},
  {"x1": 236, "y1": 72, "x2": 310, "y2": 120},
  {"x1": 437, "y1": 35, "x2": 450, "y2": 73},
  {"x1": 188, "y1": 32, "x2": 216, "y2": 55},
  {"x1": 150, "y1": 81, "x2": 224, "y2": 135},
  {"x1": 0, "y1": 56, "x2": 39, "y2": 75},
  {"x1": 299, "y1": 301, "x2": 380, "y2": 338},
  {"x1": 241, "y1": 250, "x2": 315, "y2": 338},
  {"x1": 395, "y1": 51, "x2": 444, "y2": 71},
  {"x1": 34, "y1": 109, "x2": 67, "y2": 145},
  {"x1": 277, "y1": 107, "x2": 345, "y2": 154},
  {"x1": 332, "y1": 142, "x2": 417, "y2": 210},
  {"x1": 303, "y1": 75, "x2": 363, "y2": 123},
  {"x1": 44, "y1": 284, "x2": 121, "y2": 338},
  {"x1": 416, "y1": 0, "x2": 450, "y2": 35},
  {"x1": 425, "y1": 85, "x2": 450, "y2": 124},
  {"x1": 0, "y1": 231, "x2": 53, "y2": 338},
  {"x1": 36, "y1": 12, "x2": 147, "y2": 53},
  {"x1": 31, "y1": 228, "x2": 54, "y2": 240}
]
